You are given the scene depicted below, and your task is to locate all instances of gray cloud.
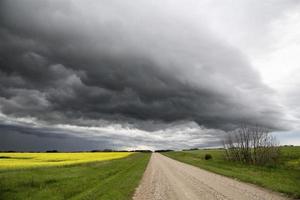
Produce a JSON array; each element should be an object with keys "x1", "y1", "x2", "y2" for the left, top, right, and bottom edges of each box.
[
  {"x1": 0, "y1": 0, "x2": 294, "y2": 150},
  {"x1": 0, "y1": 114, "x2": 225, "y2": 151},
  {"x1": 0, "y1": 125, "x2": 108, "y2": 152}
]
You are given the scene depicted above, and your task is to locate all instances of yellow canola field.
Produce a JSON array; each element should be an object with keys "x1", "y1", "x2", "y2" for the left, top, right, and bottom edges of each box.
[{"x1": 0, "y1": 152, "x2": 133, "y2": 169}]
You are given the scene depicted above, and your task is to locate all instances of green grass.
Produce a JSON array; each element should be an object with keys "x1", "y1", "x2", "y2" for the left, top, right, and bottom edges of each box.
[
  {"x1": 0, "y1": 153, "x2": 150, "y2": 200},
  {"x1": 163, "y1": 146, "x2": 300, "y2": 198}
]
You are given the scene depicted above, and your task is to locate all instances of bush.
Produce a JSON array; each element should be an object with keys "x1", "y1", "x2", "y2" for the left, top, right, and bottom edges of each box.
[
  {"x1": 46, "y1": 150, "x2": 58, "y2": 153},
  {"x1": 204, "y1": 154, "x2": 212, "y2": 160},
  {"x1": 223, "y1": 124, "x2": 280, "y2": 166}
]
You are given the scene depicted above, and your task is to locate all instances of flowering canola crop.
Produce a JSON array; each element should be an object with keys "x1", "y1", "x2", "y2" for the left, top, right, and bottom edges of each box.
[{"x1": 0, "y1": 152, "x2": 133, "y2": 169}]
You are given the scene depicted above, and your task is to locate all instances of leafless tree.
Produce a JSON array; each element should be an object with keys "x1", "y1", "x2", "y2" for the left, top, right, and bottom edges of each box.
[{"x1": 223, "y1": 124, "x2": 280, "y2": 165}]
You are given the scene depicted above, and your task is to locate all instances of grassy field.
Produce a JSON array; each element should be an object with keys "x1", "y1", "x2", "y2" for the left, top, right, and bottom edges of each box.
[
  {"x1": 0, "y1": 152, "x2": 150, "y2": 200},
  {"x1": 0, "y1": 152, "x2": 133, "y2": 169},
  {"x1": 163, "y1": 146, "x2": 300, "y2": 198}
]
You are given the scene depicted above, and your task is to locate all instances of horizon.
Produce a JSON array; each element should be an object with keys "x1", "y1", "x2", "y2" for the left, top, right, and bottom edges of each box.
[{"x1": 0, "y1": 144, "x2": 298, "y2": 153}]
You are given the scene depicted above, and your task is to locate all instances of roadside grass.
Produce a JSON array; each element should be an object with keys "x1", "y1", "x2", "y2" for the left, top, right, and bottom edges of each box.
[
  {"x1": 0, "y1": 153, "x2": 150, "y2": 200},
  {"x1": 163, "y1": 146, "x2": 300, "y2": 198},
  {"x1": 0, "y1": 152, "x2": 133, "y2": 169}
]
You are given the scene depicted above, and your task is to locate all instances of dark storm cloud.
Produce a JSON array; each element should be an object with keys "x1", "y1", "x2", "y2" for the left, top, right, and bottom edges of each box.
[
  {"x1": 0, "y1": 0, "x2": 292, "y2": 150},
  {"x1": 0, "y1": 118, "x2": 225, "y2": 151},
  {"x1": 0, "y1": 0, "x2": 285, "y2": 132},
  {"x1": 0, "y1": 124, "x2": 109, "y2": 152}
]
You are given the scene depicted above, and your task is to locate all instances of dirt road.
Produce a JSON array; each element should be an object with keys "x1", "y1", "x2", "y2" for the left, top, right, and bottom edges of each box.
[{"x1": 133, "y1": 153, "x2": 289, "y2": 200}]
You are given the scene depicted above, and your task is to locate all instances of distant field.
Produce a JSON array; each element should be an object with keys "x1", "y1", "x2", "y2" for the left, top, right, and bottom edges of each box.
[
  {"x1": 163, "y1": 146, "x2": 300, "y2": 198},
  {"x1": 0, "y1": 152, "x2": 133, "y2": 169},
  {"x1": 0, "y1": 153, "x2": 150, "y2": 200}
]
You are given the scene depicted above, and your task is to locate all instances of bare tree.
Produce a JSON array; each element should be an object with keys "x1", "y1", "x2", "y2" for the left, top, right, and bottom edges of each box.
[{"x1": 223, "y1": 124, "x2": 280, "y2": 165}]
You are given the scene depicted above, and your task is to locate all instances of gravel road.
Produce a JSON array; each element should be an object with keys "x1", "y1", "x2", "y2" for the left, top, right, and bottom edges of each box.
[{"x1": 133, "y1": 153, "x2": 289, "y2": 200}]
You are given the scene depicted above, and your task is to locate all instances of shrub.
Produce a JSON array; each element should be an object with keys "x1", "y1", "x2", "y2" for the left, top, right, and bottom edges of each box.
[
  {"x1": 46, "y1": 150, "x2": 58, "y2": 153},
  {"x1": 223, "y1": 124, "x2": 280, "y2": 166},
  {"x1": 204, "y1": 154, "x2": 212, "y2": 160}
]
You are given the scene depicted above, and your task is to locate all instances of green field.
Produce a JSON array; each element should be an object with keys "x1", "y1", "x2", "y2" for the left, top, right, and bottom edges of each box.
[
  {"x1": 0, "y1": 153, "x2": 150, "y2": 200},
  {"x1": 163, "y1": 146, "x2": 300, "y2": 198}
]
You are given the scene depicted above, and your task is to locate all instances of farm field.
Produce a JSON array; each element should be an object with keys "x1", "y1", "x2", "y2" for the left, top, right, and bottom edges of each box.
[
  {"x1": 163, "y1": 146, "x2": 300, "y2": 198},
  {"x1": 0, "y1": 152, "x2": 150, "y2": 200},
  {"x1": 0, "y1": 152, "x2": 133, "y2": 169}
]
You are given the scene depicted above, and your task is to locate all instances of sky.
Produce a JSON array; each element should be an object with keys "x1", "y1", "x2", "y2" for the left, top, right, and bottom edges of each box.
[{"x1": 0, "y1": 0, "x2": 300, "y2": 151}]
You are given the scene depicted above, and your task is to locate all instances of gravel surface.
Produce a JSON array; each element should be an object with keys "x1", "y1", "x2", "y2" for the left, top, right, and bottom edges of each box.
[{"x1": 133, "y1": 153, "x2": 290, "y2": 200}]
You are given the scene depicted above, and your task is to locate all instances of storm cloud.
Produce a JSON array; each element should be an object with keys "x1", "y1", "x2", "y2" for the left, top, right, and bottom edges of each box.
[{"x1": 0, "y1": 0, "x2": 299, "y2": 150}]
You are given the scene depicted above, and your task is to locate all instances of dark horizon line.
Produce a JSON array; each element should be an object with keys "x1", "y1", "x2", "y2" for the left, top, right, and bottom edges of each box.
[{"x1": 0, "y1": 145, "x2": 297, "y2": 153}]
